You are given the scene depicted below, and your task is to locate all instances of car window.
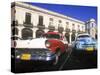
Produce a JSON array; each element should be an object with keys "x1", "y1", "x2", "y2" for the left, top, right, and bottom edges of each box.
[
  {"x1": 78, "y1": 35, "x2": 90, "y2": 38},
  {"x1": 76, "y1": 35, "x2": 97, "y2": 42},
  {"x1": 27, "y1": 37, "x2": 33, "y2": 40},
  {"x1": 76, "y1": 35, "x2": 90, "y2": 41},
  {"x1": 43, "y1": 34, "x2": 60, "y2": 39}
]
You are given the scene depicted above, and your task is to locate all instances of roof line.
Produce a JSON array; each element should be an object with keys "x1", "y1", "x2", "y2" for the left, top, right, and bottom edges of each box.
[{"x1": 11, "y1": 2, "x2": 85, "y2": 24}]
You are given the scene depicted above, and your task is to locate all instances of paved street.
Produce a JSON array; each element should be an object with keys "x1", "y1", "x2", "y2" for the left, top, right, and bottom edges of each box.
[{"x1": 15, "y1": 47, "x2": 97, "y2": 73}]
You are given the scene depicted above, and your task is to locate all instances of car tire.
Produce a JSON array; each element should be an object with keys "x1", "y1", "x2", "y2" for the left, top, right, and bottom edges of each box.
[
  {"x1": 53, "y1": 55, "x2": 59, "y2": 65},
  {"x1": 52, "y1": 49, "x2": 61, "y2": 65},
  {"x1": 56, "y1": 49, "x2": 61, "y2": 56}
]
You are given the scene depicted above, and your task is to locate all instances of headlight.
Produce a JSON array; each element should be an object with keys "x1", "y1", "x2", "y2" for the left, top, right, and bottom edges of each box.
[
  {"x1": 45, "y1": 40, "x2": 51, "y2": 48},
  {"x1": 15, "y1": 50, "x2": 21, "y2": 59},
  {"x1": 46, "y1": 57, "x2": 51, "y2": 61},
  {"x1": 76, "y1": 42, "x2": 82, "y2": 48},
  {"x1": 16, "y1": 55, "x2": 20, "y2": 59}
]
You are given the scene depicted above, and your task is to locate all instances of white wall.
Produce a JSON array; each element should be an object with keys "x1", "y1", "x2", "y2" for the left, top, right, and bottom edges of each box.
[{"x1": 12, "y1": 4, "x2": 86, "y2": 39}]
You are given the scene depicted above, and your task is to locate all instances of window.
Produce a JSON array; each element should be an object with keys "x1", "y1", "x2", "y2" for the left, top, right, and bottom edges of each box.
[
  {"x1": 25, "y1": 13, "x2": 31, "y2": 24},
  {"x1": 58, "y1": 20, "x2": 62, "y2": 27},
  {"x1": 48, "y1": 21, "x2": 55, "y2": 32},
  {"x1": 78, "y1": 25, "x2": 80, "y2": 31},
  {"x1": 66, "y1": 22, "x2": 69, "y2": 29},
  {"x1": 77, "y1": 35, "x2": 90, "y2": 38},
  {"x1": 50, "y1": 18, "x2": 53, "y2": 21},
  {"x1": 72, "y1": 24, "x2": 75, "y2": 30},
  {"x1": 72, "y1": 24, "x2": 75, "y2": 26},
  {"x1": 71, "y1": 33, "x2": 75, "y2": 41},
  {"x1": 43, "y1": 34, "x2": 60, "y2": 39},
  {"x1": 38, "y1": 15, "x2": 43, "y2": 25},
  {"x1": 36, "y1": 30, "x2": 45, "y2": 38},
  {"x1": 66, "y1": 22, "x2": 69, "y2": 25},
  {"x1": 49, "y1": 18, "x2": 53, "y2": 26},
  {"x1": 22, "y1": 28, "x2": 33, "y2": 40},
  {"x1": 12, "y1": 28, "x2": 18, "y2": 35},
  {"x1": 59, "y1": 20, "x2": 62, "y2": 23},
  {"x1": 92, "y1": 23, "x2": 94, "y2": 27}
]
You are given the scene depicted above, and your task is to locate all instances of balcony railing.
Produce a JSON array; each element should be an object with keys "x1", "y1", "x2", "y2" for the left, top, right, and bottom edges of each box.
[
  {"x1": 37, "y1": 24, "x2": 45, "y2": 29},
  {"x1": 23, "y1": 21, "x2": 33, "y2": 28},
  {"x1": 72, "y1": 29, "x2": 76, "y2": 33},
  {"x1": 65, "y1": 28, "x2": 70, "y2": 32},
  {"x1": 58, "y1": 27, "x2": 64, "y2": 33},
  {"x1": 48, "y1": 25, "x2": 55, "y2": 31}
]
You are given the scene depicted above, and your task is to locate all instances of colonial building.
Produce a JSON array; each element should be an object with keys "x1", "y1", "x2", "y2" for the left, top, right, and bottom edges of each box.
[
  {"x1": 11, "y1": 2, "x2": 86, "y2": 43},
  {"x1": 85, "y1": 18, "x2": 97, "y2": 39}
]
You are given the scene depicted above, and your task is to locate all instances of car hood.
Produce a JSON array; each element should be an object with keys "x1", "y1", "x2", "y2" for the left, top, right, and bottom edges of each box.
[
  {"x1": 76, "y1": 38, "x2": 96, "y2": 45},
  {"x1": 28, "y1": 38, "x2": 47, "y2": 48},
  {"x1": 16, "y1": 38, "x2": 48, "y2": 48}
]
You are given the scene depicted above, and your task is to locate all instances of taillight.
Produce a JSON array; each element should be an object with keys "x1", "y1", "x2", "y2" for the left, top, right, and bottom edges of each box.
[{"x1": 45, "y1": 40, "x2": 51, "y2": 48}]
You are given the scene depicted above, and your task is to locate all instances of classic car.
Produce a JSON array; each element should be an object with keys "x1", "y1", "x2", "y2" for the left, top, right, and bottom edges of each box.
[
  {"x1": 11, "y1": 32, "x2": 68, "y2": 65},
  {"x1": 72, "y1": 33, "x2": 97, "y2": 56}
]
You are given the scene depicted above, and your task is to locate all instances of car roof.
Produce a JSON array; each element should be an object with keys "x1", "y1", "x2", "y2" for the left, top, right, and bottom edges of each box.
[
  {"x1": 45, "y1": 32, "x2": 60, "y2": 35},
  {"x1": 77, "y1": 33, "x2": 90, "y2": 37}
]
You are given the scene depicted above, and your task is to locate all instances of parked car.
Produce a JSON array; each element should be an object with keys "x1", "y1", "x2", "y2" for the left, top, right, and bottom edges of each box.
[
  {"x1": 72, "y1": 33, "x2": 97, "y2": 56},
  {"x1": 11, "y1": 32, "x2": 68, "y2": 65}
]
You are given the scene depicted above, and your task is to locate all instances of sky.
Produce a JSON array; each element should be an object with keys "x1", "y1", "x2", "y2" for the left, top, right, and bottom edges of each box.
[{"x1": 26, "y1": 2, "x2": 97, "y2": 22}]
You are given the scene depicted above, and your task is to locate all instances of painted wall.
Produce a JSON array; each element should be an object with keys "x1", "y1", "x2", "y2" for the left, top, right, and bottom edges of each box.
[{"x1": 11, "y1": 2, "x2": 86, "y2": 42}]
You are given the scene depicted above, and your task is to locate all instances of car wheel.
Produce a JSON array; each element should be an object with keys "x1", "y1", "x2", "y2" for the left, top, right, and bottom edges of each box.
[
  {"x1": 53, "y1": 55, "x2": 59, "y2": 65},
  {"x1": 56, "y1": 49, "x2": 61, "y2": 56},
  {"x1": 52, "y1": 49, "x2": 61, "y2": 65}
]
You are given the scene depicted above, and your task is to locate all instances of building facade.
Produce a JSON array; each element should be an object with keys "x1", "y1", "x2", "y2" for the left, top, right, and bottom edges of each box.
[
  {"x1": 85, "y1": 18, "x2": 97, "y2": 39},
  {"x1": 11, "y1": 2, "x2": 86, "y2": 43}
]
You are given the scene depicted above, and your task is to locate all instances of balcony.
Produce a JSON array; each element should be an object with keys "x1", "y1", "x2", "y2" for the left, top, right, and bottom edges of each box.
[
  {"x1": 58, "y1": 27, "x2": 64, "y2": 33},
  {"x1": 65, "y1": 28, "x2": 70, "y2": 32},
  {"x1": 48, "y1": 25, "x2": 55, "y2": 31},
  {"x1": 37, "y1": 24, "x2": 45, "y2": 29},
  {"x1": 72, "y1": 29, "x2": 76, "y2": 33},
  {"x1": 23, "y1": 21, "x2": 33, "y2": 28}
]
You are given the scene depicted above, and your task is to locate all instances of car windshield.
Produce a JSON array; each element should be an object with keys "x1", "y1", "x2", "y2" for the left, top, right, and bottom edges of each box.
[
  {"x1": 76, "y1": 35, "x2": 97, "y2": 42},
  {"x1": 76, "y1": 35, "x2": 90, "y2": 41},
  {"x1": 43, "y1": 34, "x2": 60, "y2": 39},
  {"x1": 78, "y1": 35, "x2": 90, "y2": 38}
]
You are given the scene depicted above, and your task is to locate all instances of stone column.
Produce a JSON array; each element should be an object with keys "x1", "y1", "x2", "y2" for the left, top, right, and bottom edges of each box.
[
  {"x1": 18, "y1": 26, "x2": 24, "y2": 38},
  {"x1": 69, "y1": 32, "x2": 72, "y2": 44},
  {"x1": 75, "y1": 32, "x2": 78, "y2": 38},
  {"x1": 33, "y1": 27, "x2": 38, "y2": 38}
]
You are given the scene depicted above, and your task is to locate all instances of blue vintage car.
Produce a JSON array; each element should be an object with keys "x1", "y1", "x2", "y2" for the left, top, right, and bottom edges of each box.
[{"x1": 72, "y1": 33, "x2": 97, "y2": 55}]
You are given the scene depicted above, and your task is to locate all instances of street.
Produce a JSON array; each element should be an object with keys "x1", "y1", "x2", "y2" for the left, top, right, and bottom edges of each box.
[{"x1": 14, "y1": 47, "x2": 97, "y2": 73}]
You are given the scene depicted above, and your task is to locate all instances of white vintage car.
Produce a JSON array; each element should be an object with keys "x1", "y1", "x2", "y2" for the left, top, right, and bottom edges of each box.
[{"x1": 11, "y1": 32, "x2": 68, "y2": 65}]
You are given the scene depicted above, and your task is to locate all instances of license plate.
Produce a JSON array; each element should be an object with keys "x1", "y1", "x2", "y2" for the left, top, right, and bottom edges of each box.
[
  {"x1": 86, "y1": 47, "x2": 93, "y2": 51},
  {"x1": 21, "y1": 54, "x2": 31, "y2": 60}
]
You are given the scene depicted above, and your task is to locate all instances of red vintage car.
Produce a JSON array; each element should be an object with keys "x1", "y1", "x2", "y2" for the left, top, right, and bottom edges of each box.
[
  {"x1": 43, "y1": 32, "x2": 68, "y2": 56},
  {"x1": 12, "y1": 31, "x2": 68, "y2": 65}
]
